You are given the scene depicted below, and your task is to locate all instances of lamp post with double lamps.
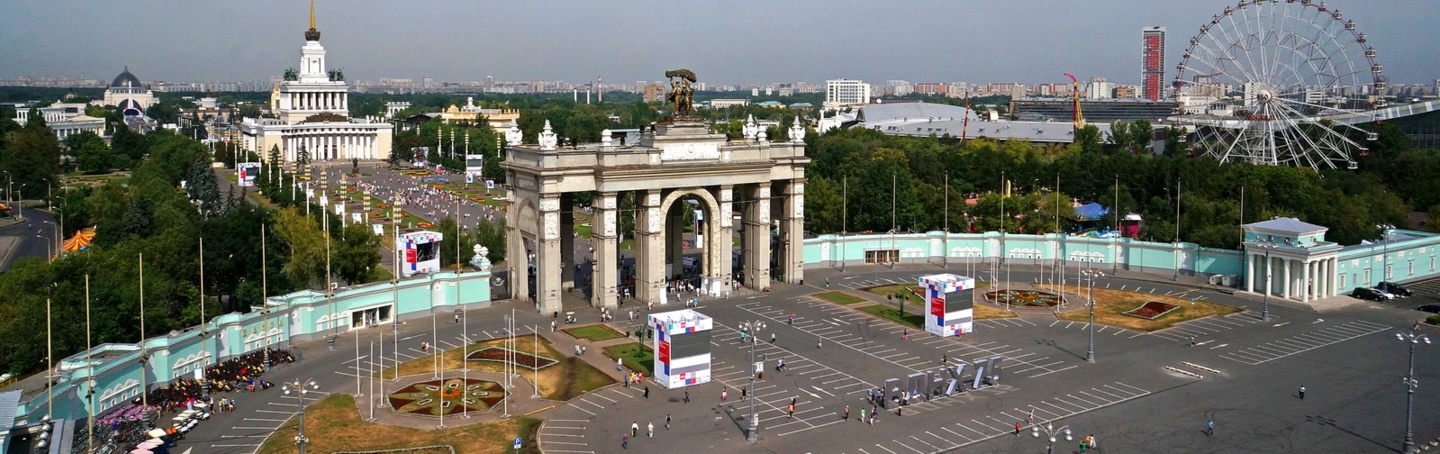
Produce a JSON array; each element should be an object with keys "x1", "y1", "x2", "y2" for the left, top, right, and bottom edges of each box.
[
  {"x1": 1032, "y1": 420, "x2": 1073, "y2": 454},
  {"x1": 1079, "y1": 269, "x2": 1101, "y2": 363},
  {"x1": 282, "y1": 379, "x2": 321, "y2": 454},
  {"x1": 738, "y1": 320, "x2": 766, "y2": 442},
  {"x1": 1396, "y1": 325, "x2": 1431, "y2": 454}
]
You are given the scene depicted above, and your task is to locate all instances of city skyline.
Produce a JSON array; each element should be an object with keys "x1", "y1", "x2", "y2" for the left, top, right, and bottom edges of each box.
[{"x1": 3, "y1": 0, "x2": 1438, "y2": 87}]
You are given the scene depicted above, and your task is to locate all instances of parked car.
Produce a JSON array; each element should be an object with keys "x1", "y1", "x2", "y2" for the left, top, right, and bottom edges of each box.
[
  {"x1": 1416, "y1": 303, "x2": 1440, "y2": 314},
  {"x1": 1352, "y1": 287, "x2": 1387, "y2": 301},
  {"x1": 1372, "y1": 288, "x2": 1398, "y2": 300},
  {"x1": 1378, "y1": 281, "x2": 1414, "y2": 297}
]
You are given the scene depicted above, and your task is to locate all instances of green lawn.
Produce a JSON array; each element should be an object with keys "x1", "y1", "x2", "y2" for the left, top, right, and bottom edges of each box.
[
  {"x1": 814, "y1": 291, "x2": 867, "y2": 305},
  {"x1": 603, "y1": 342, "x2": 654, "y2": 376},
  {"x1": 562, "y1": 324, "x2": 624, "y2": 342},
  {"x1": 858, "y1": 304, "x2": 925, "y2": 329}
]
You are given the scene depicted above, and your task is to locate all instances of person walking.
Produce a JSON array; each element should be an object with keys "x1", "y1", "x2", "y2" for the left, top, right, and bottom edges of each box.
[
  {"x1": 617, "y1": 357, "x2": 624, "y2": 371},
  {"x1": 788, "y1": 314, "x2": 794, "y2": 325},
  {"x1": 644, "y1": 386, "x2": 650, "y2": 399},
  {"x1": 817, "y1": 339, "x2": 823, "y2": 349},
  {"x1": 647, "y1": 421, "x2": 654, "y2": 438},
  {"x1": 825, "y1": 277, "x2": 830, "y2": 287},
  {"x1": 787, "y1": 403, "x2": 795, "y2": 418},
  {"x1": 683, "y1": 390, "x2": 690, "y2": 403},
  {"x1": 903, "y1": 329, "x2": 909, "y2": 340},
  {"x1": 622, "y1": 434, "x2": 629, "y2": 449},
  {"x1": 770, "y1": 333, "x2": 776, "y2": 343},
  {"x1": 869, "y1": 412, "x2": 876, "y2": 425},
  {"x1": 741, "y1": 387, "x2": 747, "y2": 401},
  {"x1": 665, "y1": 414, "x2": 672, "y2": 430},
  {"x1": 1206, "y1": 420, "x2": 1214, "y2": 436},
  {"x1": 721, "y1": 387, "x2": 728, "y2": 401},
  {"x1": 454, "y1": 312, "x2": 460, "y2": 323},
  {"x1": 1298, "y1": 385, "x2": 1306, "y2": 399},
  {"x1": 844, "y1": 405, "x2": 851, "y2": 420},
  {"x1": 631, "y1": 421, "x2": 639, "y2": 437},
  {"x1": 623, "y1": 374, "x2": 630, "y2": 388},
  {"x1": 859, "y1": 407, "x2": 866, "y2": 423},
  {"x1": 1015, "y1": 422, "x2": 1023, "y2": 436}
]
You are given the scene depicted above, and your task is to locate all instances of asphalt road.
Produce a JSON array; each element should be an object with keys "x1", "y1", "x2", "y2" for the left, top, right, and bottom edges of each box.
[{"x1": 0, "y1": 208, "x2": 58, "y2": 272}]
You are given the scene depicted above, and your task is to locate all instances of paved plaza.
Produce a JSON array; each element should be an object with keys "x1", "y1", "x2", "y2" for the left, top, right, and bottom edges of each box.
[{"x1": 174, "y1": 262, "x2": 1437, "y2": 454}]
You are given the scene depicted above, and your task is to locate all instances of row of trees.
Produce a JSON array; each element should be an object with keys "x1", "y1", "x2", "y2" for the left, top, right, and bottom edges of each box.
[
  {"x1": 0, "y1": 127, "x2": 386, "y2": 376},
  {"x1": 800, "y1": 124, "x2": 1417, "y2": 249}
]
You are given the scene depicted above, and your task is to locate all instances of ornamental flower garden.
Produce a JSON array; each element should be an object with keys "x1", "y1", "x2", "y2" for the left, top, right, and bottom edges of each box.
[
  {"x1": 387, "y1": 378, "x2": 506, "y2": 416},
  {"x1": 983, "y1": 289, "x2": 1063, "y2": 307}
]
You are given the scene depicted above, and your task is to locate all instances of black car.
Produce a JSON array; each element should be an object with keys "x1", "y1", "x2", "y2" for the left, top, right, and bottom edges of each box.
[
  {"x1": 1417, "y1": 303, "x2": 1440, "y2": 314},
  {"x1": 1352, "y1": 287, "x2": 1387, "y2": 301},
  {"x1": 1378, "y1": 281, "x2": 1414, "y2": 297}
]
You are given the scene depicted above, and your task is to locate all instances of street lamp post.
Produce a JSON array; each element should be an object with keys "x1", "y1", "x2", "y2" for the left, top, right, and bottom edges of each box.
[
  {"x1": 1079, "y1": 269, "x2": 1100, "y2": 363},
  {"x1": 282, "y1": 379, "x2": 321, "y2": 454},
  {"x1": 738, "y1": 320, "x2": 766, "y2": 442},
  {"x1": 1032, "y1": 421, "x2": 1073, "y2": 454},
  {"x1": 1396, "y1": 325, "x2": 1431, "y2": 454}
]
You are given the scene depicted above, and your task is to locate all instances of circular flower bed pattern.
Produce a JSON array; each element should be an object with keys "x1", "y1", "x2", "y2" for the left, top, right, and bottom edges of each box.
[
  {"x1": 388, "y1": 378, "x2": 505, "y2": 416},
  {"x1": 984, "y1": 289, "x2": 1062, "y2": 307},
  {"x1": 466, "y1": 347, "x2": 559, "y2": 370}
]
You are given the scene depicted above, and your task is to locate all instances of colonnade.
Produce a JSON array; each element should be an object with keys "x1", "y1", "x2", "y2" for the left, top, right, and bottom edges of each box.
[
  {"x1": 282, "y1": 131, "x2": 377, "y2": 161},
  {"x1": 287, "y1": 90, "x2": 348, "y2": 111},
  {"x1": 1245, "y1": 253, "x2": 1339, "y2": 302}
]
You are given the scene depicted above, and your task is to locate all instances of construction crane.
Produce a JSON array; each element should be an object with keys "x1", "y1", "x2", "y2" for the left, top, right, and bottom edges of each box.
[{"x1": 1064, "y1": 73, "x2": 1085, "y2": 133}]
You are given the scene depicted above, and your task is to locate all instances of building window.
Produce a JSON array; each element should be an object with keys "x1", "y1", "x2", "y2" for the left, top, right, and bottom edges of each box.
[
  {"x1": 1431, "y1": 256, "x2": 1435, "y2": 272},
  {"x1": 1408, "y1": 260, "x2": 1414, "y2": 276},
  {"x1": 1385, "y1": 264, "x2": 1393, "y2": 280},
  {"x1": 1339, "y1": 273, "x2": 1346, "y2": 289}
]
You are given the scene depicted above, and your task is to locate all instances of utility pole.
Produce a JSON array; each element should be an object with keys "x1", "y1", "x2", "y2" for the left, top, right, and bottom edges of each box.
[
  {"x1": 942, "y1": 173, "x2": 949, "y2": 269},
  {"x1": 841, "y1": 177, "x2": 847, "y2": 272}
]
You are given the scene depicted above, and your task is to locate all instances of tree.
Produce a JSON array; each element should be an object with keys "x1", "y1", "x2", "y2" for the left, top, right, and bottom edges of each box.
[
  {"x1": 333, "y1": 223, "x2": 380, "y2": 284},
  {"x1": 273, "y1": 206, "x2": 326, "y2": 288},
  {"x1": 473, "y1": 216, "x2": 507, "y2": 263},
  {"x1": 1074, "y1": 124, "x2": 1102, "y2": 154},
  {"x1": 4, "y1": 114, "x2": 61, "y2": 190},
  {"x1": 802, "y1": 176, "x2": 843, "y2": 233},
  {"x1": 76, "y1": 136, "x2": 113, "y2": 173},
  {"x1": 186, "y1": 156, "x2": 224, "y2": 218}
]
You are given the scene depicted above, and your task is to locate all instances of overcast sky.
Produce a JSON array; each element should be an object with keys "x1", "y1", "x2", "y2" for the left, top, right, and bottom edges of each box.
[{"x1": 3, "y1": 0, "x2": 1437, "y2": 87}]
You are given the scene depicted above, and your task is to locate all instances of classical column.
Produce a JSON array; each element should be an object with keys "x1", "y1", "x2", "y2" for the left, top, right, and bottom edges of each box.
[
  {"x1": 1283, "y1": 258, "x2": 1292, "y2": 299},
  {"x1": 1319, "y1": 259, "x2": 1328, "y2": 298},
  {"x1": 1330, "y1": 257, "x2": 1339, "y2": 296},
  {"x1": 536, "y1": 197, "x2": 563, "y2": 315},
  {"x1": 635, "y1": 190, "x2": 665, "y2": 303},
  {"x1": 666, "y1": 210, "x2": 684, "y2": 280},
  {"x1": 560, "y1": 194, "x2": 576, "y2": 292},
  {"x1": 1246, "y1": 253, "x2": 1255, "y2": 293},
  {"x1": 592, "y1": 193, "x2": 620, "y2": 309},
  {"x1": 1302, "y1": 259, "x2": 1312, "y2": 302},
  {"x1": 1265, "y1": 254, "x2": 1273, "y2": 296},
  {"x1": 710, "y1": 186, "x2": 734, "y2": 295},
  {"x1": 505, "y1": 199, "x2": 529, "y2": 302},
  {"x1": 778, "y1": 179, "x2": 805, "y2": 285},
  {"x1": 742, "y1": 184, "x2": 771, "y2": 291}
]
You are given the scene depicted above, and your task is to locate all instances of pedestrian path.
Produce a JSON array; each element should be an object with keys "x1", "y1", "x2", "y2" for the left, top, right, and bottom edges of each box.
[
  {"x1": 839, "y1": 382, "x2": 1152, "y2": 454},
  {"x1": 1219, "y1": 319, "x2": 1391, "y2": 365},
  {"x1": 737, "y1": 297, "x2": 1078, "y2": 379}
]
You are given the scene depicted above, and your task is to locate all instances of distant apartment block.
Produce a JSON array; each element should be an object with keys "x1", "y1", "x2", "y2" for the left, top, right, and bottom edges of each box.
[
  {"x1": 825, "y1": 79, "x2": 871, "y2": 107},
  {"x1": 1142, "y1": 26, "x2": 1166, "y2": 101}
]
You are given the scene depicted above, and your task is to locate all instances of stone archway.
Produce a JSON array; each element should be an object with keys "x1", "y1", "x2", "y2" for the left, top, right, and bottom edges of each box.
[
  {"x1": 654, "y1": 187, "x2": 730, "y2": 298},
  {"x1": 506, "y1": 197, "x2": 537, "y2": 303}
]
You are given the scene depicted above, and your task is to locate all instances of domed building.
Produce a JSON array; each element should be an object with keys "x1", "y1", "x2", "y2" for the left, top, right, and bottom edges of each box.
[
  {"x1": 100, "y1": 66, "x2": 155, "y2": 115},
  {"x1": 239, "y1": 1, "x2": 392, "y2": 162}
]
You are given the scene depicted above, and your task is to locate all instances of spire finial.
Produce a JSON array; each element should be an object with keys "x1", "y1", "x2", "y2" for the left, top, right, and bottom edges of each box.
[
  {"x1": 303, "y1": 0, "x2": 321, "y2": 41},
  {"x1": 309, "y1": 0, "x2": 315, "y2": 29}
]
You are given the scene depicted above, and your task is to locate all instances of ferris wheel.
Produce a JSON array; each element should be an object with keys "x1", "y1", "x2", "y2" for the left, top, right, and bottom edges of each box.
[{"x1": 1171, "y1": 0, "x2": 1383, "y2": 171}]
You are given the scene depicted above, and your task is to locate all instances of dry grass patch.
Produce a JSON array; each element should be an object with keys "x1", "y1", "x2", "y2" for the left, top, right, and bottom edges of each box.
[
  {"x1": 376, "y1": 335, "x2": 614, "y2": 401},
  {"x1": 257, "y1": 394, "x2": 542, "y2": 454},
  {"x1": 973, "y1": 303, "x2": 1018, "y2": 319},
  {"x1": 814, "y1": 291, "x2": 867, "y2": 305},
  {"x1": 562, "y1": 324, "x2": 624, "y2": 342},
  {"x1": 1041, "y1": 284, "x2": 1241, "y2": 331}
]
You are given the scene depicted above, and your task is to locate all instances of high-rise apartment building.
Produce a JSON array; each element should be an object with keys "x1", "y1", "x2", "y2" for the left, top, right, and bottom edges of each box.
[
  {"x1": 825, "y1": 79, "x2": 871, "y2": 107},
  {"x1": 1142, "y1": 26, "x2": 1166, "y2": 101}
]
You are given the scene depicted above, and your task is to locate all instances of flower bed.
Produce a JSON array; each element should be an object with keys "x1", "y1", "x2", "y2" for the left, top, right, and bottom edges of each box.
[
  {"x1": 1123, "y1": 301, "x2": 1181, "y2": 320},
  {"x1": 984, "y1": 289, "x2": 1062, "y2": 307},
  {"x1": 387, "y1": 378, "x2": 505, "y2": 416},
  {"x1": 466, "y1": 347, "x2": 559, "y2": 370}
]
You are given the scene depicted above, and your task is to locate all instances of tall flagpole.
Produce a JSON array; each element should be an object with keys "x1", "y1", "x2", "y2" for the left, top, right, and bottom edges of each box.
[
  {"x1": 200, "y1": 237, "x2": 207, "y2": 373},
  {"x1": 262, "y1": 223, "x2": 270, "y2": 366},
  {"x1": 841, "y1": 177, "x2": 847, "y2": 272},
  {"x1": 942, "y1": 173, "x2": 949, "y2": 269},
  {"x1": 85, "y1": 275, "x2": 95, "y2": 454},
  {"x1": 139, "y1": 253, "x2": 147, "y2": 409}
]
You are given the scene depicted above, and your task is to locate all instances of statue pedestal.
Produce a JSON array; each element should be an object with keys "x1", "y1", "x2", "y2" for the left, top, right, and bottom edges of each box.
[{"x1": 643, "y1": 119, "x2": 726, "y2": 163}]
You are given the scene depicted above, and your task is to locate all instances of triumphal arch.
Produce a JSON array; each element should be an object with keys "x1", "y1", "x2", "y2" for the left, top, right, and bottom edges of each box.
[{"x1": 502, "y1": 70, "x2": 808, "y2": 314}]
